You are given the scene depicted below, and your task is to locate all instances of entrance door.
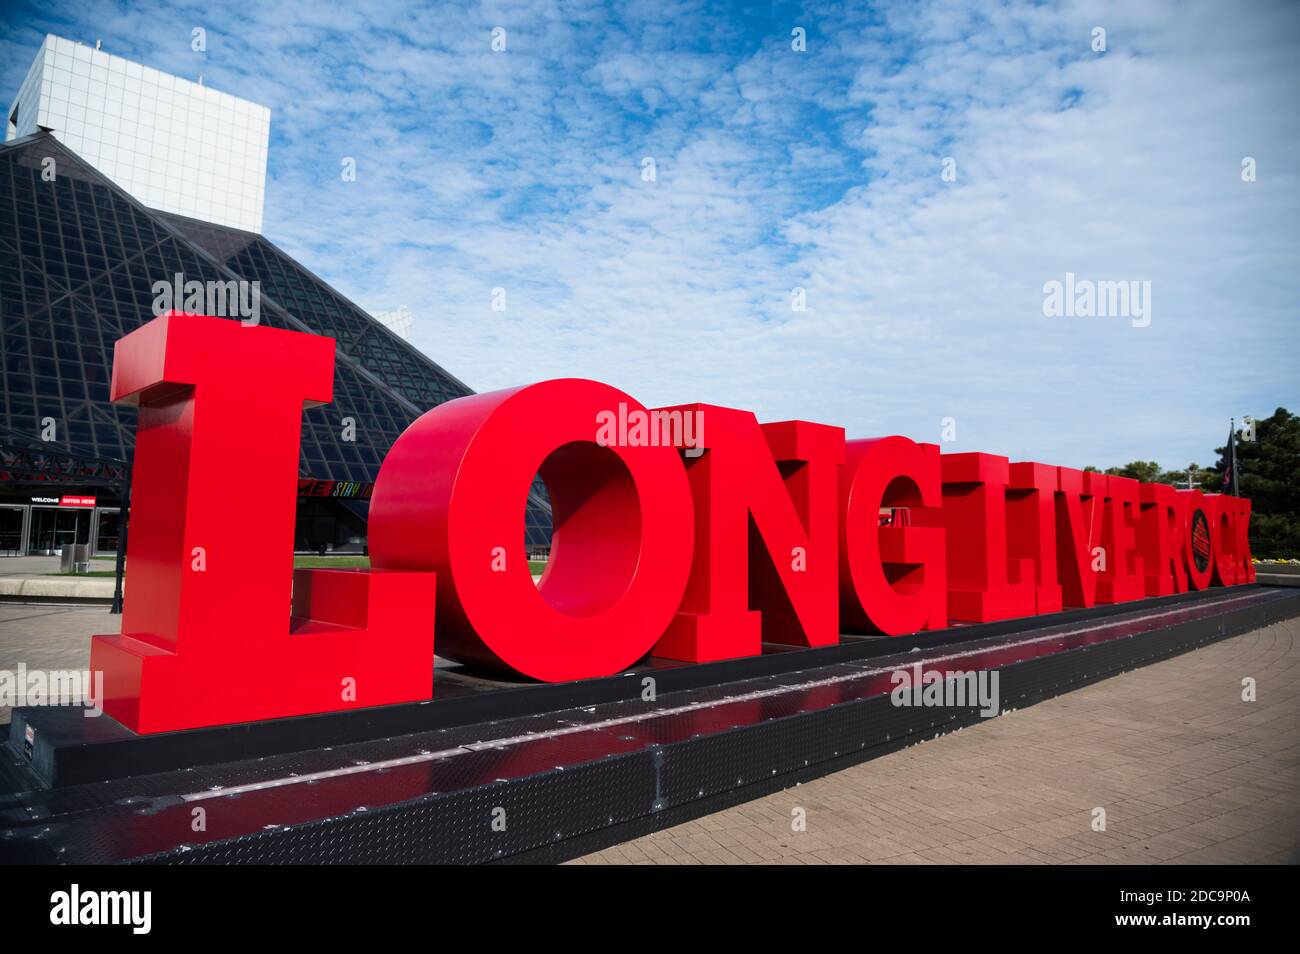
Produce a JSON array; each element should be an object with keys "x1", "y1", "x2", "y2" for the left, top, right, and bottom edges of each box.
[
  {"x1": 93, "y1": 508, "x2": 122, "y2": 555},
  {"x1": 28, "y1": 506, "x2": 92, "y2": 555},
  {"x1": 0, "y1": 505, "x2": 26, "y2": 556}
]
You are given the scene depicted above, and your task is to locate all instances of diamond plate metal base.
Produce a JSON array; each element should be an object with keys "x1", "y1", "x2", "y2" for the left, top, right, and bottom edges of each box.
[{"x1": 2, "y1": 586, "x2": 1295, "y2": 864}]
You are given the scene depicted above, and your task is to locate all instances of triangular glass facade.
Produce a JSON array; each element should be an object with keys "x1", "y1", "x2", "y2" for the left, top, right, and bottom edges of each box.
[{"x1": 0, "y1": 132, "x2": 552, "y2": 550}]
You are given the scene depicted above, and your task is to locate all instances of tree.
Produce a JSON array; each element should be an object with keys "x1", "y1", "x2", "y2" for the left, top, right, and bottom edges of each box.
[
  {"x1": 1081, "y1": 407, "x2": 1298, "y2": 557},
  {"x1": 1157, "y1": 463, "x2": 1210, "y2": 488},
  {"x1": 1210, "y1": 408, "x2": 1300, "y2": 558},
  {"x1": 1083, "y1": 461, "x2": 1205, "y2": 487},
  {"x1": 1104, "y1": 460, "x2": 1162, "y2": 483}
]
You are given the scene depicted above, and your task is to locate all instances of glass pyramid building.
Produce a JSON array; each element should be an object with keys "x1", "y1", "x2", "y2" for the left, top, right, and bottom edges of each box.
[{"x1": 0, "y1": 131, "x2": 552, "y2": 554}]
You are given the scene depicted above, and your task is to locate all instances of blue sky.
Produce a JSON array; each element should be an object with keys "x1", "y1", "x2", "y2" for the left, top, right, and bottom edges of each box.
[{"x1": 3, "y1": 0, "x2": 1297, "y2": 470}]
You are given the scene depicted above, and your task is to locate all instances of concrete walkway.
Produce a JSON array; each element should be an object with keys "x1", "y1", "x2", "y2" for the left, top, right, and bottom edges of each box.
[
  {"x1": 0, "y1": 555, "x2": 541, "y2": 603},
  {"x1": 0, "y1": 555, "x2": 117, "y2": 601},
  {"x1": 572, "y1": 617, "x2": 1300, "y2": 865}
]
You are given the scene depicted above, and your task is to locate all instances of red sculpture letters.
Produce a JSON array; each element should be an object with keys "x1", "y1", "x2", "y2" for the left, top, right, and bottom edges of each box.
[
  {"x1": 367, "y1": 379, "x2": 694, "y2": 681},
  {"x1": 91, "y1": 314, "x2": 436, "y2": 733},
  {"x1": 652, "y1": 406, "x2": 843, "y2": 662},
  {"x1": 837, "y1": 437, "x2": 946, "y2": 636},
  {"x1": 93, "y1": 315, "x2": 1257, "y2": 733}
]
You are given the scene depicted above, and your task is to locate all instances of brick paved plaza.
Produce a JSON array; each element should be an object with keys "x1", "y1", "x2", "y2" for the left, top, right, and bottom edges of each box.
[
  {"x1": 0, "y1": 603, "x2": 105, "y2": 725},
  {"x1": 572, "y1": 617, "x2": 1300, "y2": 865},
  {"x1": 2, "y1": 603, "x2": 1297, "y2": 864}
]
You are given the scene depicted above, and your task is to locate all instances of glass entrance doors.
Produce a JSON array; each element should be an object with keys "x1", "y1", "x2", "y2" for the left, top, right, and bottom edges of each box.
[
  {"x1": 0, "y1": 505, "x2": 26, "y2": 556},
  {"x1": 28, "y1": 506, "x2": 92, "y2": 555},
  {"x1": 93, "y1": 508, "x2": 121, "y2": 555}
]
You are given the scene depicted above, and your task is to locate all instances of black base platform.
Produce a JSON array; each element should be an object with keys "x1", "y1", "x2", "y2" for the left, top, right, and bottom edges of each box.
[{"x1": 2, "y1": 585, "x2": 1296, "y2": 864}]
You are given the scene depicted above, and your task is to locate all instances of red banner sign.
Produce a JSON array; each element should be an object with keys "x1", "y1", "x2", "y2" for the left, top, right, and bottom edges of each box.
[
  {"x1": 297, "y1": 478, "x2": 373, "y2": 500},
  {"x1": 91, "y1": 314, "x2": 1256, "y2": 733}
]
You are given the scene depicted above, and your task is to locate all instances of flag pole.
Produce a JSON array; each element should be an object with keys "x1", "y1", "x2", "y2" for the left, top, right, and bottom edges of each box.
[{"x1": 1230, "y1": 417, "x2": 1240, "y2": 496}]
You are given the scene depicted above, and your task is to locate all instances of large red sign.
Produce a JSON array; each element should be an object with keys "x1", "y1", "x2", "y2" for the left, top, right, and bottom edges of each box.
[{"x1": 91, "y1": 314, "x2": 1256, "y2": 733}]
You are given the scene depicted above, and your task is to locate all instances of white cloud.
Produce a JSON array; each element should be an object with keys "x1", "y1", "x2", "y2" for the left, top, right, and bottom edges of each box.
[{"x1": 4, "y1": 0, "x2": 1296, "y2": 470}]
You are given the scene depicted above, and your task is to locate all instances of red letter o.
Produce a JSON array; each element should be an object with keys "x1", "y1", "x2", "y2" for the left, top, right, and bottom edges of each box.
[{"x1": 369, "y1": 379, "x2": 694, "y2": 681}]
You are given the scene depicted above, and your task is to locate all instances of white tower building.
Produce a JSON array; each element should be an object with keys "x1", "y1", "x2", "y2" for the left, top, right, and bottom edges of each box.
[
  {"x1": 6, "y1": 35, "x2": 270, "y2": 233},
  {"x1": 371, "y1": 306, "x2": 414, "y2": 340}
]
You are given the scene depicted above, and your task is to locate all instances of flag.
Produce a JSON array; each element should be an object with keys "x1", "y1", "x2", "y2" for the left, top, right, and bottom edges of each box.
[{"x1": 1222, "y1": 420, "x2": 1239, "y2": 496}]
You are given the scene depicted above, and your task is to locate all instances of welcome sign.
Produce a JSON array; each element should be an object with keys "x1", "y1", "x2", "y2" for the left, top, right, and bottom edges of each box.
[{"x1": 91, "y1": 314, "x2": 1255, "y2": 733}]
